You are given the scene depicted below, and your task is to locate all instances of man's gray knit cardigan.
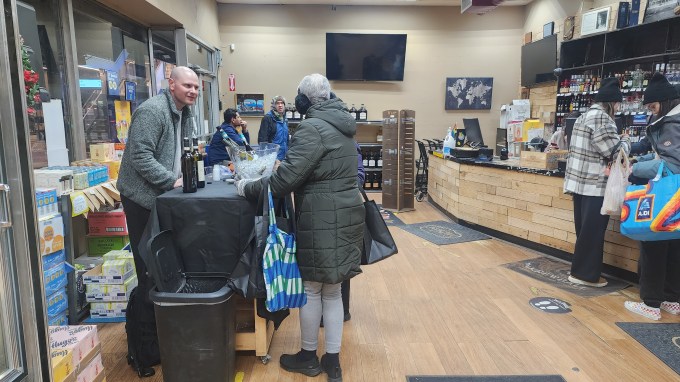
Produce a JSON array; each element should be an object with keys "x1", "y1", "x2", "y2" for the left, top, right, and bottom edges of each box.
[{"x1": 117, "y1": 90, "x2": 194, "y2": 209}]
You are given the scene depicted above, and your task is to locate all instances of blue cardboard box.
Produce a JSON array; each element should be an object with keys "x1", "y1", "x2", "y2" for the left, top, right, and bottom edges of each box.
[
  {"x1": 48, "y1": 311, "x2": 68, "y2": 326},
  {"x1": 44, "y1": 262, "x2": 67, "y2": 296},
  {"x1": 42, "y1": 250, "x2": 65, "y2": 271},
  {"x1": 46, "y1": 288, "x2": 68, "y2": 318}
]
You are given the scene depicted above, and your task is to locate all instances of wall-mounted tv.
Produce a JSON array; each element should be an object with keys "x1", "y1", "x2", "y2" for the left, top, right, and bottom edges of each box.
[
  {"x1": 326, "y1": 33, "x2": 407, "y2": 81},
  {"x1": 521, "y1": 34, "x2": 557, "y2": 87}
]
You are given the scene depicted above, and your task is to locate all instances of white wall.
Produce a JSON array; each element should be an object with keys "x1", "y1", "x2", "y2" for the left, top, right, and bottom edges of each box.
[
  {"x1": 218, "y1": 4, "x2": 525, "y2": 145},
  {"x1": 147, "y1": 0, "x2": 220, "y2": 47}
]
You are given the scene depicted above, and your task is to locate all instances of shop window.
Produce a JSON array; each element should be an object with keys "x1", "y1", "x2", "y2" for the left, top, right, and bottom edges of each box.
[
  {"x1": 72, "y1": 2, "x2": 151, "y2": 148},
  {"x1": 152, "y1": 30, "x2": 177, "y2": 94},
  {"x1": 17, "y1": 0, "x2": 68, "y2": 168}
]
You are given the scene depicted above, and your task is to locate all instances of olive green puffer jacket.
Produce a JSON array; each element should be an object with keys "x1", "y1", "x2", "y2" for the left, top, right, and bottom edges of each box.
[{"x1": 244, "y1": 98, "x2": 364, "y2": 284}]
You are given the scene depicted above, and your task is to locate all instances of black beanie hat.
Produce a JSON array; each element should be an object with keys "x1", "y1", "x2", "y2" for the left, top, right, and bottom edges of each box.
[
  {"x1": 643, "y1": 72, "x2": 678, "y2": 105},
  {"x1": 595, "y1": 77, "x2": 623, "y2": 103}
]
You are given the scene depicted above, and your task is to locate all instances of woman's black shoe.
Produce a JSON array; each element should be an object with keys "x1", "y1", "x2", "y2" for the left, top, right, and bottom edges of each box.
[
  {"x1": 321, "y1": 353, "x2": 342, "y2": 382},
  {"x1": 280, "y1": 350, "x2": 322, "y2": 377}
]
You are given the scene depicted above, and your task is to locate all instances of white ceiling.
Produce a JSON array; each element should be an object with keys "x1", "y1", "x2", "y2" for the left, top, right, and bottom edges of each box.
[{"x1": 216, "y1": 0, "x2": 534, "y2": 6}]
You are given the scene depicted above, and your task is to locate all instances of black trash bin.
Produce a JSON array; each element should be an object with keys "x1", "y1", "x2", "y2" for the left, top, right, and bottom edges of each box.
[{"x1": 147, "y1": 230, "x2": 236, "y2": 382}]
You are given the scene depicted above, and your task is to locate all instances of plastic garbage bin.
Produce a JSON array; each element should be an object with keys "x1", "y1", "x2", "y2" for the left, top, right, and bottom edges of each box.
[{"x1": 147, "y1": 230, "x2": 236, "y2": 382}]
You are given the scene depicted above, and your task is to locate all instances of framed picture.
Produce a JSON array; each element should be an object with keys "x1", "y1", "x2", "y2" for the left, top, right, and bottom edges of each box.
[
  {"x1": 445, "y1": 77, "x2": 493, "y2": 110},
  {"x1": 563, "y1": 16, "x2": 575, "y2": 40},
  {"x1": 580, "y1": 6, "x2": 611, "y2": 36},
  {"x1": 644, "y1": 0, "x2": 679, "y2": 23},
  {"x1": 543, "y1": 21, "x2": 554, "y2": 37},
  {"x1": 235, "y1": 93, "x2": 265, "y2": 116}
]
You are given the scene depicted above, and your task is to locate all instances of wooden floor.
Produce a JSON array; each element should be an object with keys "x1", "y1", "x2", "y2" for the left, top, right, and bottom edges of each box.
[{"x1": 97, "y1": 195, "x2": 680, "y2": 382}]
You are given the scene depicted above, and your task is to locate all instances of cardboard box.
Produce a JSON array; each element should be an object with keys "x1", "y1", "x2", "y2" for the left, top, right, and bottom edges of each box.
[
  {"x1": 83, "y1": 264, "x2": 133, "y2": 285},
  {"x1": 76, "y1": 353, "x2": 104, "y2": 382},
  {"x1": 34, "y1": 169, "x2": 74, "y2": 196},
  {"x1": 87, "y1": 210, "x2": 127, "y2": 236},
  {"x1": 46, "y1": 287, "x2": 69, "y2": 318},
  {"x1": 86, "y1": 235, "x2": 129, "y2": 256},
  {"x1": 520, "y1": 150, "x2": 569, "y2": 170},
  {"x1": 90, "y1": 302, "x2": 127, "y2": 311},
  {"x1": 101, "y1": 160, "x2": 121, "y2": 180},
  {"x1": 48, "y1": 311, "x2": 68, "y2": 326},
  {"x1": 44, "y1": 262, "x2": 67, "y2": 296},
  {"x1": 49, "y1": 326, "x2": 100, "y2": 368},
  {"x1": 85, "y1": 274, "x2": 137, "y2": 302},
  {"x1": 89, "y1": 309, "x2": 126, "y2": 319},
  {"x1": 39, "y1": 214, "x2": 64, "y2": 256},
  {"x1": 89, "y1": 143, "x2": 115, "y2": 162},
  {"x1": 43, "y1": 250, "x2": 66, "y2": 271},
  {"x1": 50, "y1": 340, "x2": 101, "y2": 382},
  {"x1": 36, "y1": 188, "x2": 59, "y2": 218}
]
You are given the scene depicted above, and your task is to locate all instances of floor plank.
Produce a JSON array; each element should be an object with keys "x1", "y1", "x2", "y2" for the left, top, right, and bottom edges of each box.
[{"x1": 95, "y1": 196, "x2": 680, "y2": 381}]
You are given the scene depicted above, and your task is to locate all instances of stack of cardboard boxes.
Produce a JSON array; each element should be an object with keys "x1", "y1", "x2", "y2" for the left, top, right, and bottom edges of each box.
[
  {"x1": 83, "y1": 251, "x2": 136, "y2": 320},
  {"x1": 86, "y1": 210, "x2": 129, "y2": 257},
  {"x1": 89, "y1": 143, "x2": 123, "y2": 180},
  {"x1": 49, "y1": 325, "x2": 106, "y2": 382},
  {"x1": 39, "y1": 200, "x2": 69, "y2": 326}
]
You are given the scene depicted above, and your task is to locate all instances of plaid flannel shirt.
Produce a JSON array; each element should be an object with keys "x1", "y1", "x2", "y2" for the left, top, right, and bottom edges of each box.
[{"x1": 563, "y1": 104, "x2": 630, "y2": 197}]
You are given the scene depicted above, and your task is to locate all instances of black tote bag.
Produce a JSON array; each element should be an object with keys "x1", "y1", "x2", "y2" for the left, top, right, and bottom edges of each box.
[{"x1": 360, "y1": 187, "x2": 398, "y2": 265}]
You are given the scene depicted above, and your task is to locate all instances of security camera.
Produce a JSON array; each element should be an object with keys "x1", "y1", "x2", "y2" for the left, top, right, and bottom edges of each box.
[{"x1": 553, "y1": 67, "x2": 563, "y2": 78}]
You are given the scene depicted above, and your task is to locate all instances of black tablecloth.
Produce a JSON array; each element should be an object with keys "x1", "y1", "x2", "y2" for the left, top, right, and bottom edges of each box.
[{"x1": 151, "y1": 182, "x2": 255, "y2": 273}]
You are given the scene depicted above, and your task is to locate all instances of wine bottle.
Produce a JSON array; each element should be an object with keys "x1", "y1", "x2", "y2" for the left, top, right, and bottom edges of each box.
[
  {"x1": 220, "y1": 129, "x2": 253, "y2": 160},
  {"x1": 364, "y1": 172, "x2": 372, "y2": 190},
  {"x1": 368, "y1": 151, "x2": 376, "y2": 167},
  {"x1": 349, "y1": 104, "x2": 358, "y2": 121},
  {"x1": 358, "y1": 104, "x2": 367, "y2": 121},
  {"x1": 181, "y1": 138, "x2": 197, "y2": 193},
  {"x1": 192, "y1": 138, "x2": 205, "y2": 188}
]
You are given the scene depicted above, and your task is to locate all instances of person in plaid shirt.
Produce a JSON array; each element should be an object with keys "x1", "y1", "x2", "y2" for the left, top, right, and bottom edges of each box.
[{"x1": 564, "y1": 77, "x2": 630, "y2": 288}]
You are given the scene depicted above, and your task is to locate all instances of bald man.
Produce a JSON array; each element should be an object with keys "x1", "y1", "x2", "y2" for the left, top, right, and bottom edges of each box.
[{"x1": 117, "y1": 65, "x2": 199, "y2": 377}]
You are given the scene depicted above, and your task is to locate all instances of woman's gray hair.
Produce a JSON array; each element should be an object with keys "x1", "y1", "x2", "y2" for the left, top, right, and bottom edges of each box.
[{"x1": 298, "y1": 73, "x2": 331, "y2": 105}]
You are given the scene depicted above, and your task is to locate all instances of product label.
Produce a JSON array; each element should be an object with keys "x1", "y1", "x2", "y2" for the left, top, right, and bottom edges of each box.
[
  {"x1": 363, "y1": 159, "x2": 368, "y2": 167},
  {"x1": 636, "y1": 195, "x2": 654, "y2": 222},
  {"x1": 360, "y1": 112, "x2": 367, "y2": 120},
  {"x1": 197, "y1": 161, "x2": 205, "y2": 181},
  {"x1": 377, "y1": 159, "x2": 383, "y2": 167},
  {"x1": 70, "y1": 192, "x2": 88, "y2": 217}
]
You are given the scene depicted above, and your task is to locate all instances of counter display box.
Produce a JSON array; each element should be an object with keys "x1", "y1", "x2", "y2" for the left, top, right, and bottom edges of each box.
[
  {"x1": 44, "y1": 262, "x2": 67, "y2": 296},
  {"x1": 39, "y1": 214, "x2": 64, "y2": 256},
  {"x1": 86, "y1": 235, "x2": 129, "y2": 257},
  {"x1": 36, "y1": 188, "x2": 59, "y2": 219},
  {"x1": 46, "y1": 287, "x2": 68, "y2": 319},
  {"x1": 87, "y1": 209, "x2": 128, "y2": 236}
]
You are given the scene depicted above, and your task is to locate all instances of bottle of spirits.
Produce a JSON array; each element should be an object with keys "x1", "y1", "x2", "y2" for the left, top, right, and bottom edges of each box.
[
  {"x1": 376, "y1": 173, "x2": 382, "y2": 189},
  {"x1": 362, "y1": 149, "x2": 369, "y2": 167},
  {"x1": 349, "y1": 104, "x2": 358, "y2": 120},
  {"x1": 192, "y1": 138, "x2": 205, "y2": 188},
  {"x1": 372, "y1": 172, "x2": 379, "y2": 189},
  {"x1": 368, "y1": 151, "x2": 376, "y2": 167},
  {"x1": 293, "y1": 105, "x2": 301, "y2": 120},
  {"x1": 377, "y1": 150, "x2": 383, "y2": 167},
  {"x1": 358, "y1": 104, "x2": 367, "y2": 121},
  {"x1": 285, "y1": 103, "x2": 294, "y2": 119},
  {"x1": 181, "y1": 138, "x2": 197, "y2": 193}
]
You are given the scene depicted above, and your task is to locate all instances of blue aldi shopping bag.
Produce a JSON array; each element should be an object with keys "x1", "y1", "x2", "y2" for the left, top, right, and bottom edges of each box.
[
  {"x1": 621, "y1": 162, "x2": 680, "y2": 241},
  {"x1": 262, "y1": 186, "x2": 307, "y2": 312}
]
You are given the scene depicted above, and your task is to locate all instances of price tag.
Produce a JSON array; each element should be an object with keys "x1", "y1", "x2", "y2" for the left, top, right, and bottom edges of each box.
[{"x1": 70, "y1": 191, "x2": 89, "y2": 217}]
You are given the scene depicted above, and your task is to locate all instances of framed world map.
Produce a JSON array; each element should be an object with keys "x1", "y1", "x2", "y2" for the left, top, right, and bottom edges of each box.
[{"x1": 445, "y1": 77, "x2": 493, "y2": 110}]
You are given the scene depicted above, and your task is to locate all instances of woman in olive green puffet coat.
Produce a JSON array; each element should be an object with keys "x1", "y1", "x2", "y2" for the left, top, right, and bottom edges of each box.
[{"x1": 240, "y1": 73, "x2": 364, "y2": 382}]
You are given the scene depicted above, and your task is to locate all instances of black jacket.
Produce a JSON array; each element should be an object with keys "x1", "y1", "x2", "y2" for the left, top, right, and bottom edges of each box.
[{"x1": 258, "y1": 112, "x2": 280, "y2": 143}]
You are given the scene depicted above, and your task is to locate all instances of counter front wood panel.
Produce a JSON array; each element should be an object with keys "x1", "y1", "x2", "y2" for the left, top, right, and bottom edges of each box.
[{"x1": 428, "y1": 154, "x2": 640, "y2": 273}]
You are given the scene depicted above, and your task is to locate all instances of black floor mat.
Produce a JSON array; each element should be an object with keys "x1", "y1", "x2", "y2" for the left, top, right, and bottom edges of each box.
[
  {"x1": 397, "y1": 220, "x2": 490, "y2": 245},
  {"x1": 616, "y1": 322, "x2": 680, "y2": 376},
  {"x1": 503, "y1": 256, "x2": 630, "y2": 298}
]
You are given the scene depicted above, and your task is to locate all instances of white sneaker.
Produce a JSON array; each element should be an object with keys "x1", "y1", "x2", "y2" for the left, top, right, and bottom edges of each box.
[
  {"x1": 625, "y1": 301, "x2": 661, "y2": 321},
  {"x1": 660, "y1": 301, "x2": 680, "y2": 315},
  {"x1": 568, "y1": 275, "x2": 608, "y2": 288}
]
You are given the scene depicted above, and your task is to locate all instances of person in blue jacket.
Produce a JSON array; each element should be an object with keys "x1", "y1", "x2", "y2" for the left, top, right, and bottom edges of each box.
[
  {"x1": 208, "y1": 108, "x2": 250, "y2": 166},
  {"x1": 258, "y1": 95, "x2": 289, "y2": 161}
]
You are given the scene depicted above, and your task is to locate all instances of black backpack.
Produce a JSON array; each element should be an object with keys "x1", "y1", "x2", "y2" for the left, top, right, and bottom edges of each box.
[{"x1": 125, "y1": 282, "x2": 161, "y2": 377}]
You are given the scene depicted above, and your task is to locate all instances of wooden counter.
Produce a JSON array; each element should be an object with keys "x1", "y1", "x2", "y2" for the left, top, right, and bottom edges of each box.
[{"x1": 427, "y1": 153, "x2": 639, "y2": 277}]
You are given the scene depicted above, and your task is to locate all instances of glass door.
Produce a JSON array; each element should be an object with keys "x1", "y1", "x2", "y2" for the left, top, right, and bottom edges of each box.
[{"x1": 0, "y1": 0, "x2": 50, "y2": 381}]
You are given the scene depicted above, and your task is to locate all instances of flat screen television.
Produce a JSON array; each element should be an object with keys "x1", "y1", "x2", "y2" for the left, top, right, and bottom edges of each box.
[
  {"x1": 521, "y1": 34, "x2": 557, "y2": 87},
  {"x1": 326, "y1": 33, "x2": 407, "y2": 81}
]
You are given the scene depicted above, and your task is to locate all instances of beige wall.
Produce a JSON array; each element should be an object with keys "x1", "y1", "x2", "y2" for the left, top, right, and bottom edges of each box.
[
  {"x1": 218, "y1": 4, "x2": 524, "y2": 145},
  {"x1": 148, "y1": 0, "x2": 220, "y2": 47}
]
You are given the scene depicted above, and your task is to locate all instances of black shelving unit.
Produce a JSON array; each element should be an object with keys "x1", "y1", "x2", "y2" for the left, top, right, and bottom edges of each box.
[
  {"x1": 60, "y1": 196, "x2": 90, "y2": 324},
  {"x1": 556, "y1": 16, "x2": 680, "y2": 130}
]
